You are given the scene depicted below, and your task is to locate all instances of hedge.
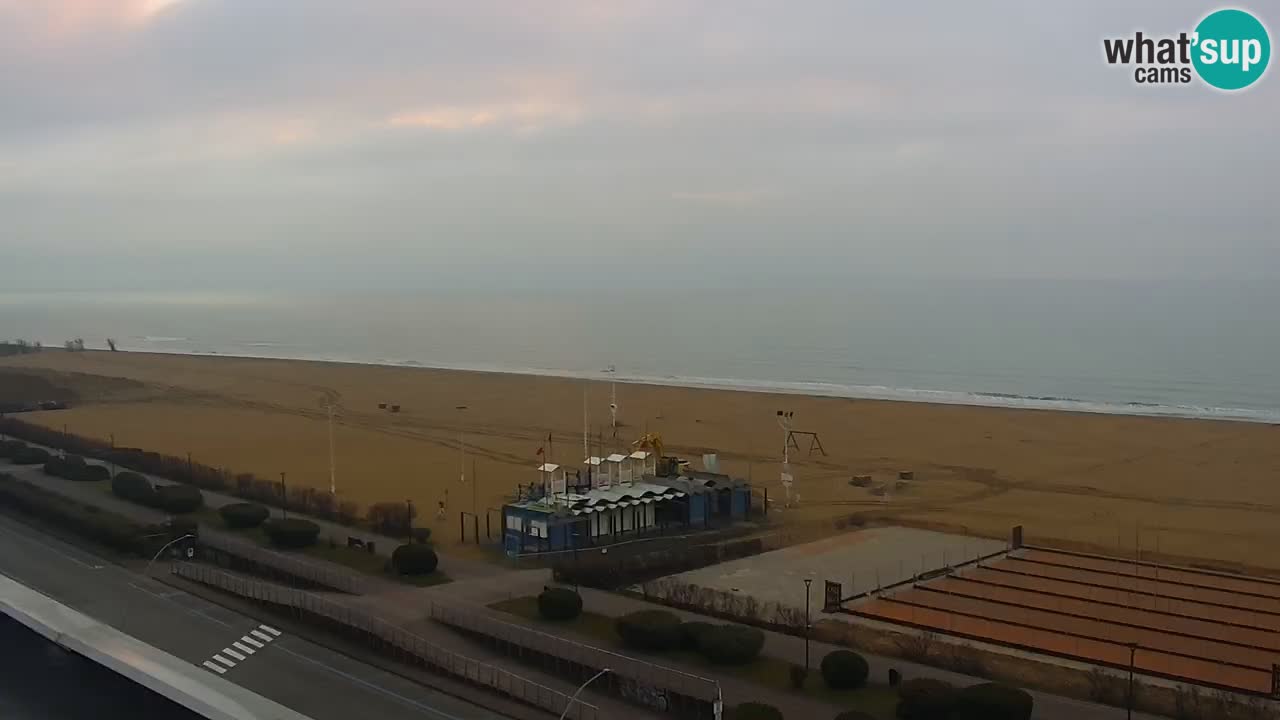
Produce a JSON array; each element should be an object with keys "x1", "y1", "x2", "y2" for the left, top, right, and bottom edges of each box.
[
  {"x1": 112, "y1": 471, "x2": 157, "y2": 506},
  {"x1": 155, "y1": 484, "x2": 203, "y2": 513},
  {"x1": 536, "y1": 587, "x2": 582, "y2": 621},
  {"x1": 76, "y1": 464, "x2": 110, "y2": 483},
  {"x1": 727, "y1": 702, "x2": 783, "y2": 720},
  {"x1": 951, "y1": 683, "x2": 1033, "y2": 720},
  {"x1": 896, "y1": 678, "x2": 960, "y2": 720},
  {"x1": 0, "y1": 439, "x2": 24, "y2": 458},
  {"x1": 820, "y1": 650, "x2": 870, "y2": 690},
  {"x1": 0, "y1": 473, "x2": 144, "y2": 553},
  {"x1": 219, "y1": 502, "x2": 270, "y2": 529},
  {"x1": 391, "y1": 543, "x2": 439, "y2": 575},
  {"x1": 680, "y1": 621, "x2": 714, "y2": 651},
  {"x1": 615, "y1": 610, "x2": 683, "y2": 652},
  {"x1": 264, "y1": 518, "x2": 321, "y2": 548},
  {"x1": 697, "y1": 624, "x2": 765, "y2": 665},
  {"x1": 12, "y1": 446, "x2": 50, "y2": 465},
  {"x1": 833, "y1": 712, "x2": 875, "y2": 720}
]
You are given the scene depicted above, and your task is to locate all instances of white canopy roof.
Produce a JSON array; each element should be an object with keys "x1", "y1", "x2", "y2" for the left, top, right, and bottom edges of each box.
[{"x1": 537, "y1": 463, "x2": 561, "y2": 473}]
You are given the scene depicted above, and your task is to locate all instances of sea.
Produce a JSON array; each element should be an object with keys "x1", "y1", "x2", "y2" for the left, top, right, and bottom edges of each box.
[{"x1": 1, "y1": 280, "x2": 1278, "y2": 424}]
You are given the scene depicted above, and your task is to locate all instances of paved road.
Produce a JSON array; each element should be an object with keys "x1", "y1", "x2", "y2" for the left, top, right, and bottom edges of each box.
[{"x1": 0, "y1": 510, "x2": 508, "y2": 720}]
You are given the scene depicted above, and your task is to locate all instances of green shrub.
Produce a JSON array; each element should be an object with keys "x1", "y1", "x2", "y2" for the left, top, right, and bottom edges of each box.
[
  {"x1": 0, "y1": 473, "x2": 144, "y2": 554},
  {"x1": 950, "y1": 683, "x2": 1033, "y2": 720},
  {"x1": 536, "y1": 587, "x2": 582, "y2": 620},
  {"x1": 391, "y1": 543, "x2": 439, "y2": 575},
  {"x1": 219, "y1": 502, "x2": 270, "y2": 529},
  {"x1": 615, "y1": 610, "x2": 683, "y2": 652},
  {"x1": 74, "y1": 464, "x2": 110, "y2": 482},
  {"x1": 411, "y1": 527, "x2": 432, "y2": 544},
  {"x1": 896, "y1": 678, "x2": 960, "y2": 720},
  {"x1": 820, "y1": 649, "x2": 870, "y2": 690},
  {"x1": 680, "y1": 621, "x2": 714, "y2": 651},
  {"x1": 697, "y1": 624, "x2": 765, "y2": 665},
  {"x1": 264, "y1": 518, "x2": 321, "y2": 548},
  {"x1": 789, "y1": 664, "x2": 808, "y2": 690},
  {"x1": 727, "y1": 702, "x2": 783, "y2": 720},
  {"x1": 43, "y1": 457, "x2": 66, "y2": 476},
  {"x1": 155, "y1": 484, "x2": 203, "y2": 513},
  {"x1": 12, "y1": 446, "x2": 50, "y2": 465},
  {"x1": 0, "y1": 439, "x2": 24, "y2": 458},
  {"x1": 112, "y1": 471, "x2": 158, "y2": 506},
  {"x1": 833, "y1": 712, "x2": 875, "y2": 720}
]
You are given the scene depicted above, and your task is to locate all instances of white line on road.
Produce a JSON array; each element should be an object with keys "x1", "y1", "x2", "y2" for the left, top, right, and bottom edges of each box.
[
  {"x1": 275, "y1": 645, "x2": 467, "y2": 720},
  {"x1": 212, "y1": 654, "x2": 236, "y2": 668},
  {"x1": 0, "y1": 523, "x2": 102, "y2": 569},
  {"x1": 250, "y1": 629, "x2": 273, "y2": 643},
  {"x1": 222, "y1": 648, "x2": 246, "y2": 661},
  {"x1": 241, "y1": 635, "x2": 264, "y2": 648},
  {"x1": 259, "y1": 624, "x2": 281, "y2": 636},
  {"x1": 233, "y1": 641, "x2": 255, "y2": 655},
  {"x1": 202, "y1": 661, "x2": 226, "y2": 674}
]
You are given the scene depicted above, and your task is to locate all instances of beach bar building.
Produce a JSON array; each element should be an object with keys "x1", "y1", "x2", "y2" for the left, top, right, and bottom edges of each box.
[{"x1": 502, "y1": 464, "x2": 754, "y2": 556}]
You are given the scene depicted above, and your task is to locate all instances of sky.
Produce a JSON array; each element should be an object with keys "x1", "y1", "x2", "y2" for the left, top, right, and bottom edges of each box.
[{"x1": 2, "y1": 1, "x2": 1277, "y2": 292}]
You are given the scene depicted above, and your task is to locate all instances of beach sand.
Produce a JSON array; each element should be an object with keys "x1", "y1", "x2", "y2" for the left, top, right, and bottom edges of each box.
[{"x1": 2, "y1": 351, "x2": 1278, "y2": 571}]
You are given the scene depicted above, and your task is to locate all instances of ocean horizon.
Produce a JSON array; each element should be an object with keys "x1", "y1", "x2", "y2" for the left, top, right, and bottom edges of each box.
[{"x1": 2, "y1": 282, "x2": 1278, "y2": 424}]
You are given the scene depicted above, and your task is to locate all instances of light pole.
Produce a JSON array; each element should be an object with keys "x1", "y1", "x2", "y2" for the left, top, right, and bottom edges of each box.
[
  {"x1": 146, "y1": 533, "x2": 195, "y2": 575},
  {"x1": 804, "y1": 578, "x2": 813, "y2": 673},
  {"x1": 1127, "y1": 643, "x2": 1138, "y2": 720},
  {"x1": 280, "y1": 472, "x2": 288, "y2": 520},
  {"x1": 455, "y1": 406, "x2": 468, "y2": 487},
  {"x1": 559, "y1": 668, "x2": 610, "y2": 720},
  {"x1": 326, "y1": 400, "x2": 337, "y2": 496}
]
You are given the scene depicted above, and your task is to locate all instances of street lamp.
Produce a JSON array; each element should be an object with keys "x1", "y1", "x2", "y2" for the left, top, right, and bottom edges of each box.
[
  {"x1": 146, "y1": 533, "x2": 195, "y2": 575},
  {"x1": 803, "y1": 578, "x2": 813, "y2": 673},
  {"x1": 1127, "y1": 642, "x2": 1138, "y2": 720},
  {"x1": 559, "y1": 668, "x2": 610, "y2": 720}
]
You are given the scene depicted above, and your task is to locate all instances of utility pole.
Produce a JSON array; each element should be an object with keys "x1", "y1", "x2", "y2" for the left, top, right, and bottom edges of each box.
[
  {"x1": 327, "y1": 401, "x2": 337, "y2": 496},
  {"x1": 1127, "y1": 643, "x2": 1138, "y2": 720},
  {"x1": 804, "y1": 578, "x2": 813, "y2": 673},
  {"x1": 455, "y1": 406, "x2": 468, "y2": 487},
  {"x1": 280, "y1": 472, "x2": 288, "y2": 520}
]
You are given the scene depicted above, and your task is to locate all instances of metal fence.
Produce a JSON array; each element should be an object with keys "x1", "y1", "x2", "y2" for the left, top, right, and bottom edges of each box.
[
  {"x1": 430, "y1": 601, "x2": 721, "y2": 707},
  {"x1": 173, "y1": 563, "x2": 597, "y2": 720},
  {"x1": 199, "y1": 532, "x2": 366, "y2": 594}
]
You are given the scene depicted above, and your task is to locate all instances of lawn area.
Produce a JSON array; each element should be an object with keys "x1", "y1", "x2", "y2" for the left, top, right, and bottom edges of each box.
[
  {"x1": 191, "y1": 506, "x2": 451, "y2": 586},
  {"x1": 489, "y1": 596, "x2": 899, "y2": 719}
]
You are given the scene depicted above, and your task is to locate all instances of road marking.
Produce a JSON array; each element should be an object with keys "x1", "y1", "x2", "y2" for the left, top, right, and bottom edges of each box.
[
  {"x1": 232, "y1": 641, "x2": 255, "y2": 655},
  {"x1": 222, "y1": 648, "x2": 245, "y2": 661},
  {"x1": 242, "y1": 635, "x2": 264, "y2": 648},
  {"x1": 212, "y1": 654, "x2": 235, "y2": 668},
  {"x1": 259, "y1": 624, "x2": 281, "y2": 636},
  {"x1": 202, "y1": 661, "x2": 226, "y2": 674},
  {"x1": 0, "y1": 523, "x2": 102, "y2": 569},
  {"x1": 275, "y1": 646, "x2": 467, "y2": 720},
  {"x1": 250, "y1": 629, "x2": 273, "y2": 643}
]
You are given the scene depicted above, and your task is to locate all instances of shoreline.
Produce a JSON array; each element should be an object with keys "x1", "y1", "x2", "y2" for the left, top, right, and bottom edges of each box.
[{"x1": 91, "y1": 346, "x2": 1280, "y2": 426}]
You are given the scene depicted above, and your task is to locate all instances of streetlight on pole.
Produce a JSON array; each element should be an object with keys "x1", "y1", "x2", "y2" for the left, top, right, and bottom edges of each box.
[
  {"x1": 559, "y1": 668, "x2": 610, "y2": 720},
  {"x1": 455, "y1": 406, "x2": 468, "y2": 487},
  {"x1": 803, "y1": 578, "x2": 813, "y2": 673},
  {"x1": 280, "y1": 472, "x2": 288, "y2": 520},
  {"x1": 146, "y1": 533, "x2": 195, "y2": 575},
  {"x1": 1127, "y1": 643, "x2": 1138, "y2": 720}
]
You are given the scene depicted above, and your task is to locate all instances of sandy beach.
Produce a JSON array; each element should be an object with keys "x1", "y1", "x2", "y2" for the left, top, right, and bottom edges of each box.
[{"x1": 2, "y1": 350, "x2": 1278, "y2": 571}]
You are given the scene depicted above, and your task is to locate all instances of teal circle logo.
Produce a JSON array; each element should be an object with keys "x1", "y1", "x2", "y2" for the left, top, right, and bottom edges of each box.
[{"x1": 1192, "y1": 9, "x2": 1270, "y2": 90}]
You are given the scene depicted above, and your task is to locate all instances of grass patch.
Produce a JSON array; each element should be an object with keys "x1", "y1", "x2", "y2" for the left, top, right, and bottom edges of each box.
[{"x1": 489, "y1": 596, "x2": 897, "y2": 718}]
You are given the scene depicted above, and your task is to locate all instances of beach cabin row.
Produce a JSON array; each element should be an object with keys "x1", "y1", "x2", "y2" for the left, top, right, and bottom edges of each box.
[{"x1": 502, "y1": 471, "x2": 752, "y2": 556}]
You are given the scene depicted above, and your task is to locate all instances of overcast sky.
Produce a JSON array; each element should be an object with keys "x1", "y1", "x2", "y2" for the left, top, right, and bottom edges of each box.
[{"x1": 2, "y1": 1, "x2": 1277, "y2": 291}]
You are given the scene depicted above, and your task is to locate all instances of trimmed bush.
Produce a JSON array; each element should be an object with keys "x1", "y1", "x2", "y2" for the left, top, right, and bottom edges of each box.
[
  {"x1": 43, "y1": 457, "x2": 66, "y2": 476},
  {"x1": 697, "y1": 624, "x2": 765, "y2": 665},
  {"x1": 820, "y1": 649, "x2": 870, "y2": 690},
  {"x1": 536, "y1": 587, "x2": 582, "y2": 620},
  {"x1": 12, "y1": 446, "x2": 50, "y2": 465},
  {"x1": 75, "y1": 464, "x2": 110, "y2": 483},
  {"x1": 833, "y1": 712, "x2": 875, "y2": 720},
  {"x1": 391, "y1": 543, "x2": 439, "y2": 575},
  {"x1": 112, "y1": 471, "x2": 158, "y2": 506},
  {"x1": 0, "y1": 473, "x2": 144, "y2": 553},
  {"x1": 727, "y1": 702, "x2": 783, "y2": 720},
  {"x1": 896, "y1": 678, "x2": 960, "y2": 720},
  {"x1": 680, "y1": 621, "x2": 714, "y2": 651},
  {"x1": 410, "y1": 527, "x2": 432, "y2": 544},
  {"x1": 219, "y1": 502, "x2": 270, "y2": 529},
  {"x1": 155, "y1": 484, "x2": 203, "y2": 513},
  {"x1": 951, "y1": 683, "x2": 1033, "y2": 720},
  {"x1": 0, "y1": 439, "x2": 25, "y2": 458},
  {"x1": 615, "y1": 610, "x2": 683, "y2": 652},
  {"x1": 264, "y1": 518, "x2": 321, "y2": 548}
]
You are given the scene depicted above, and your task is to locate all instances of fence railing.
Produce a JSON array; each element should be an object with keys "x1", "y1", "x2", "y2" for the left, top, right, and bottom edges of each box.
[
  {"x1": 199, "y1": 532, "x2": 366, "y2": 594},
  {"x1": 173, "y1": 563, "x2": 598, "y2": 720},
  {"x1": 430, "y1": 601, "x2": 721, "y2": 706}
]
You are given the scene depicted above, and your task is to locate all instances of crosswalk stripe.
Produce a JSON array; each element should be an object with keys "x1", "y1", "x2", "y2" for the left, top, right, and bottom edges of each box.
[
  {"x1": 242, "y1": 635, "x2": 264, "y2": 648},
  {"x1": 223, "y1": 648, "x2": 245, "y2": 661},
  {"x1": 212, "y1": 654, "x2": 236, "y2": 668},
  {"x1": 233, "y1": 641, "x2": 254, "y2": 655},
  {"x1": 250, "y1": 629, "x2": 273, "y2": 643},
  {"x1": 202, "y1": 661, "x2": 226, "y2": 674},
  {"x1": 259, "y1": 624, "x2": 281, "y2": 637}
]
